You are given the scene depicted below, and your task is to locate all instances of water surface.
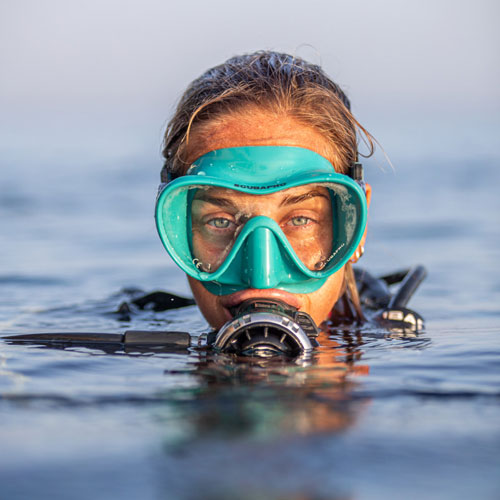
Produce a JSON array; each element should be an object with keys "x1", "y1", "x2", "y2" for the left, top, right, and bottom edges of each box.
[{"x1": 1, "y1": 155, "x2": 499, "y2": 499}]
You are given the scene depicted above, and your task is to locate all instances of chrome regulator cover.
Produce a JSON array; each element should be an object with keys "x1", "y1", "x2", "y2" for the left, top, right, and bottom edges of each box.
[{"x1": 210, "y1": 299, "x2": 320, "y2": 357}]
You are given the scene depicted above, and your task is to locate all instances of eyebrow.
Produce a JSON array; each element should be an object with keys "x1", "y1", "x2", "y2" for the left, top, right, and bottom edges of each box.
[
  {"x1": 279, "y1": 189, "x2": 330, "y2": 207},
  {"x1": 193, "y1": 188, "x2": 329, "y2": 208},
  {"x1": 193, "y1": 193, "x2": 239, "y2": 209}
]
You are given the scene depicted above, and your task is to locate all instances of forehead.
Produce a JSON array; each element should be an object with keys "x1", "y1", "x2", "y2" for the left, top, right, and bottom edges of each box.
[{"x1": 185, "y1": 109, "x2": 335, "y2": 168}]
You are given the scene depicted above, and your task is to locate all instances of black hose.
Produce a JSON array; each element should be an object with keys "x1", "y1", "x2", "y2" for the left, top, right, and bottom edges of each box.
[
  {"x1": 3, "y1": 330, "x2": 191, "y2": 347},
  {"x1": 387, "y1": 265, "x2": 427, "y2": 309}
]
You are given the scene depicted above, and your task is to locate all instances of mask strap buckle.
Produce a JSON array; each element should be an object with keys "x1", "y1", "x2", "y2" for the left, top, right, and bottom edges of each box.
[{"x1": 348, "y1": 160, "x2": 366, "y2": 194}]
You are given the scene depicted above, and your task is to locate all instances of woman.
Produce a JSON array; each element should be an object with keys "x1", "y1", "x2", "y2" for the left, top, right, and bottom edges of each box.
[{"x1": 155, "y1": 51, "x2": 373, "y2": 332}]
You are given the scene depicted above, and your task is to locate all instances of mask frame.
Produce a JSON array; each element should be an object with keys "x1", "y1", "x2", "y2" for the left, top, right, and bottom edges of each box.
[{"x1": 155, "y1": 146, "x2": 367, "y2": 295}]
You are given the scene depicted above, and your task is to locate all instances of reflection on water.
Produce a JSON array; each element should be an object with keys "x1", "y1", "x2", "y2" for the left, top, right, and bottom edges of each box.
[
  {"x1": 172, "y1": 331, "x2": 370, "y2": 441},
  {"x1": 2, "y1": 326, "x2": 376, "y2": 440}
]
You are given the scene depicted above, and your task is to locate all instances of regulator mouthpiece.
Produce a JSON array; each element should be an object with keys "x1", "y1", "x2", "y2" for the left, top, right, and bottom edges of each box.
[{"x1": 211, "y1": 299, "x2": 320, "y2": 357}]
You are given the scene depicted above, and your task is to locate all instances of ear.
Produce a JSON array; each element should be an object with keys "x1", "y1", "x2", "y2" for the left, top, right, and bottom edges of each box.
[
  {"x1": 365, "y1": 182, "x2": 372, "y2": 209},
  {"x1": 350, "y1": 183, "x2": 371, "y2": 263}
]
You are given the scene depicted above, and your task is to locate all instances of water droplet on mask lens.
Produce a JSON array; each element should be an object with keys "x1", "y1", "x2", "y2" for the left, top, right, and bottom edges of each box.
[{"x1": 314, "y1": 260, "x2": 326, "y2": 271}]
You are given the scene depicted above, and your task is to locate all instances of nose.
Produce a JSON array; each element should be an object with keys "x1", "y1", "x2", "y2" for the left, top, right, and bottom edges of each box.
[{"x1": 242, "y1": 226, "x2": 286, "y2": 289}]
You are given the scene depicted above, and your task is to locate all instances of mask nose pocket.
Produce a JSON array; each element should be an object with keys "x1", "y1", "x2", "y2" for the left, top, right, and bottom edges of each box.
[{"x1": 241, "y1": 225, "x2": 287, "y2": 289}]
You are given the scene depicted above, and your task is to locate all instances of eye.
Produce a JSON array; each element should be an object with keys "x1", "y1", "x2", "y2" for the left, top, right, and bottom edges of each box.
[
  {"x1": 289, "y1": 216, "x2": 312, "y2": 227},
  {"x1": 207, "y1": 217, "x2": 233, "y2": 229}
]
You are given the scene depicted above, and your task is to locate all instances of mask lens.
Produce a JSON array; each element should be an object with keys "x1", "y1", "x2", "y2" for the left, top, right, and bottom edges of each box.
[{"x1": 190, "y1": 185, "x2": 335, "y2": 274}]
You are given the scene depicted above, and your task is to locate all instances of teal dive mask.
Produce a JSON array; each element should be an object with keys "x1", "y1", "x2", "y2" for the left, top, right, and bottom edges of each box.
[{"x1": 155, "y1": 146, "x2": 367, "y2": 295}]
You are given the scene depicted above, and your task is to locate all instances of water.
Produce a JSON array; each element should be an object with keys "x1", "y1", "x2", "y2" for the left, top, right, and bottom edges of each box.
[{"x1": 1, "y1": 154, "x2": 500, "y2": 500}]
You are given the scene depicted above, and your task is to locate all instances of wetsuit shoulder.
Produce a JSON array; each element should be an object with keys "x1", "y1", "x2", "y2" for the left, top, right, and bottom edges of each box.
[{"x1": 331, "y1": 267, "x2": 426, "y2": 333}]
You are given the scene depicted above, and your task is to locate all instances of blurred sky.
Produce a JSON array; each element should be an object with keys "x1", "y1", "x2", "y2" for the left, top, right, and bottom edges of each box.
[{"x1": 0, "y1": 0, "x2": 499, "y2": 168}]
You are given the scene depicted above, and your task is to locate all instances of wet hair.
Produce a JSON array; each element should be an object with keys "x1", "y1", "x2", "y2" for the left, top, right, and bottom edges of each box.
[{"x1": 161, "y1": 51, "x2": 375, "y2": 181}]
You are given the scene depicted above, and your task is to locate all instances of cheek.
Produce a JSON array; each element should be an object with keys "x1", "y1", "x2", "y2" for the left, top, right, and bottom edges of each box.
[
  {"x1": 192, "y1": 232, "x2": 218, "y2": 264},
  {"x1": 303, "y1": 268, "x2": 345, "y2": 324},
  {"x1": 187, "y1": 276, "x2": 228, "y2": 329},
  {"x1": 192, "y1": 230, "x2": 234, "y2": 272}
]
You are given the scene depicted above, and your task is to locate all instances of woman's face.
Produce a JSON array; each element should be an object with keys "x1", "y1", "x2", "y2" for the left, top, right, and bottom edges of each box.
[{"x1": 183, "y1": 108, "x2": 364, "y2": 329}]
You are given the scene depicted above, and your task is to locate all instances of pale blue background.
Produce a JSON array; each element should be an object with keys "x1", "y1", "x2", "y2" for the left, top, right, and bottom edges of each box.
[{"x1": 1, "y1": 0, "x2": 498, "y2": 165}]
